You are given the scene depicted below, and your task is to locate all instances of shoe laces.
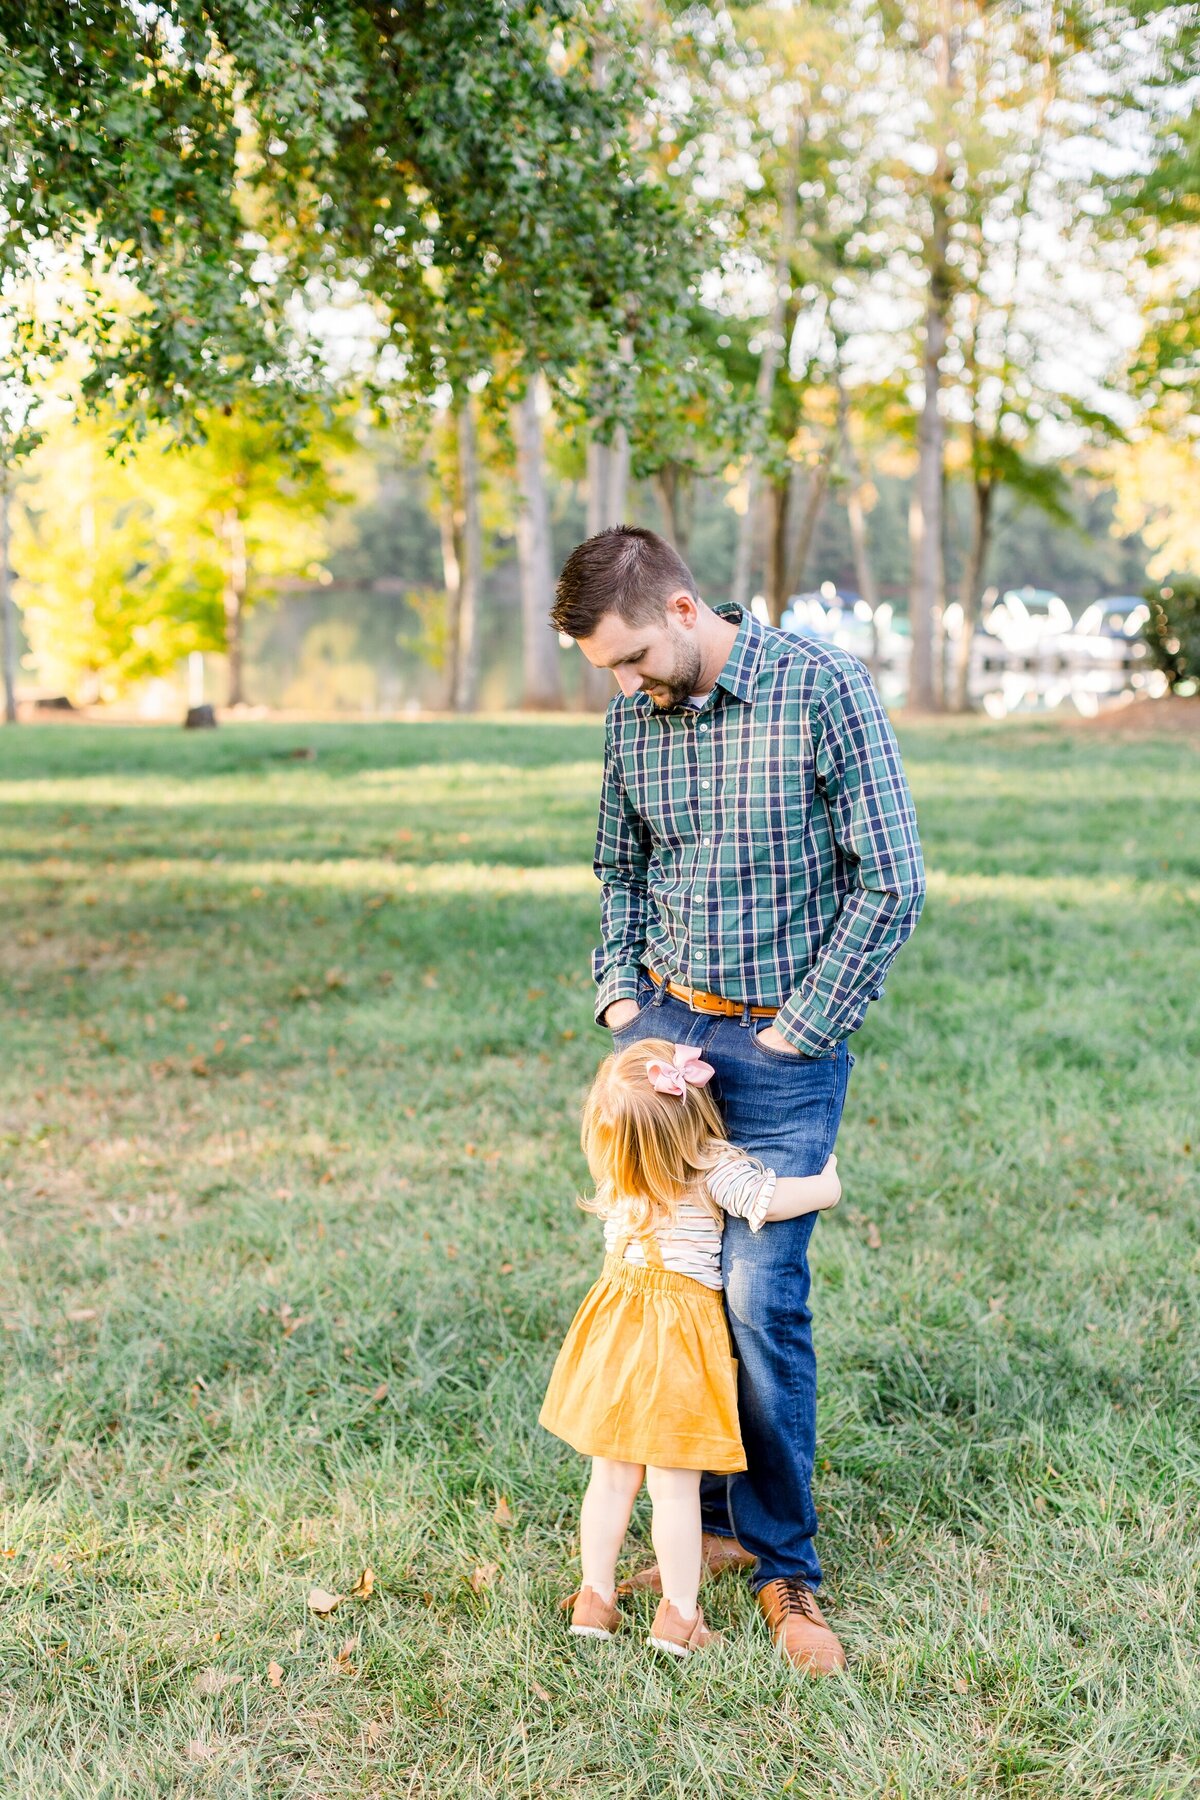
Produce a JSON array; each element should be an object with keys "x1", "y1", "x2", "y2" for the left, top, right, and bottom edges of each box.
[{"x1": 776, "y1": 1577, "x2": 817, "y2": 1621}]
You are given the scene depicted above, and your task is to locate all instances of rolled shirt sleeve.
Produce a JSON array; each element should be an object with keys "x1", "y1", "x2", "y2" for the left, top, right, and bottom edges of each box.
[
  {"x1": 706, "y1": 1153, "x2": 777, "y2": 1233},
  {"x1": 774, "y1": 663, "x2": 926, "y2": 1057}
]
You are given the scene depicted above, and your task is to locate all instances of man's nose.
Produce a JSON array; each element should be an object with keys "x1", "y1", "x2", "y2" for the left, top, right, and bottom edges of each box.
[{"x1": 614, "y1": 668, "x2": 642, "y2": 697}]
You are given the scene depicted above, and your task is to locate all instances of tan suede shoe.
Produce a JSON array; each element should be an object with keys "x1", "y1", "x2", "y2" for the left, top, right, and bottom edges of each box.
[
  {"x1": 567, "y1": 1585, "x2": 622, "y2": 1640},
  {"x1": 756, "y1": 1579, "x2": 847, "y2": 1674},
  {"x1": 648, "y1": 1599, "x2": 721, "y2": 1657},
  {"x1": 621, "y1": 1532, "x2": 756, "y2": 1595}
]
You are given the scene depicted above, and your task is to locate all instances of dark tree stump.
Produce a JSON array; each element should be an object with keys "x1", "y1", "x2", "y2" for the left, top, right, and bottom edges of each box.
[{"x1": 184, "y1": 705, "x2": 217, "y2": 729}]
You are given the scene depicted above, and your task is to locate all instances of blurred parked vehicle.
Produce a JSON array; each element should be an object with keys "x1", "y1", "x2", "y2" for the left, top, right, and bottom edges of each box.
[
  {"x1": 1069, "y1": 595, "x2": 1150, "y2": 665},
  {"x1": 780, "y1": 582, "x2": 896, "y2": 666},
  {"x1": 981, "y1": 586, "x2": 1073, "y2": 653}
]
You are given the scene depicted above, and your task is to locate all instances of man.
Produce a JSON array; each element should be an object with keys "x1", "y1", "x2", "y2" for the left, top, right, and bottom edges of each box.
[{"x1": 550, "y1": 525, "x2": 925, "y2": 1675}]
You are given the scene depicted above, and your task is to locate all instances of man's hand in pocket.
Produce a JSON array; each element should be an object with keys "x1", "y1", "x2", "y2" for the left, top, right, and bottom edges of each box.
[{"x1": 604, "y1": 998, "x2": 641, "y2": 1031}]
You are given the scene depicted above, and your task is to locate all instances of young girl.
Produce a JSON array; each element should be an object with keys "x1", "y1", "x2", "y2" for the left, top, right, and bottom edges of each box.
[{"x1": 539, "y1": 1038, "x2": 841, "y2": 1657}]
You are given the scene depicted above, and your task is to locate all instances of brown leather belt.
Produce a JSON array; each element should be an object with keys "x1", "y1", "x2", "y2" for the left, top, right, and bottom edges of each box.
[{"x1": 648, "y1": 967, "x2": 779, "y2": 1019}]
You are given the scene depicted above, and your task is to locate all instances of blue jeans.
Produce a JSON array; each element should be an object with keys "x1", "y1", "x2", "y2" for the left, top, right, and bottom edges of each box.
[{"x1": 610, "y1": 974, "x2": 851, "y2": 1591}]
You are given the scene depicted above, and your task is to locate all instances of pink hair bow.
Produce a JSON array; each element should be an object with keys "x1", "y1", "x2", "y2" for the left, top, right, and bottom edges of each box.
[{"x1": 645, "y1": 1044, "x2": 716, "y2": 1096}]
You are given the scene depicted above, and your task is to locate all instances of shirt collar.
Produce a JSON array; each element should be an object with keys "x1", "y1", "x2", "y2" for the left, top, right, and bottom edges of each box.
[
  {"x1": 630, "y1": 602, "x2": 765, "y2": 716},
  {"x1": 710, "y1": 603, "x2": 765, "y2": 703}
]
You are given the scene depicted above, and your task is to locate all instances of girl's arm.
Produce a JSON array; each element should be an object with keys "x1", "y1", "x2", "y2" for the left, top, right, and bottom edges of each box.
[
  {"x1": 706, "y1": 1152, "x2": 840, "y2": 1232},
  {"x1": 763, "y1": 1155, "x2": 840, "y2": 1220}
]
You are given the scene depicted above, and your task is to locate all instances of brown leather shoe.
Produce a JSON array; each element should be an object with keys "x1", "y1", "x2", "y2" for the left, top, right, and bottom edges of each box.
[
  {"x1": 620, "y1": 1532, "x2": 756, "y2": 1595},
  {"x1": 757, "y1": 1579, "x2": 846, "y2": 1674},
  {"x1": 566, "y1": 1585, "x2": 622, "y2": 1640},
  {"x1": 648, "y1": 1599, "x2": 721, "y2": 1657}
]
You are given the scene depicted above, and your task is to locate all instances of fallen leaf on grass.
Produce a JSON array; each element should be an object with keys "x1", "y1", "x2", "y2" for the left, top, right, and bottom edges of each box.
[
  {"x1": 865, "y1": 1221, "x2": 882, "y2": 1250},
  {"x1": 529, "y1": 1680, "x2": 552, "y2": 1703},
  {"x1": 371, "y1": 1382, "x2": 388, "y2": 1403},
  {"x1": 366, "y1": 1719, "x2": 386, "y2": 1749},
  {"x1": 468, "y1": 1562, "x2": 499, "y2": 1595},
  {"x1": 193, "y1": 1669, "x2": 243, "y2": 1697},
  {"x1": 493, "y1": 1497, "x2": 514, "y2": 1529},
  {"x1": 186, "y1": 1737, "x2": 219, "y2": 1762},
  {"x1": 190, "y1": 1058, "x2": 209, "y2": 1079},
  {"x1": 307, "y1": 1587, "x2": 342, "y2": 1616},
  {"x1": 65, "y1": 1307, "x2": 98, "y2": 1323},
  {"x1": 266, "y1": 1661, "x2": 283, "y2": 1689},
  {"x1": 334, "y1": 1636, "x2": 358, "y2": 1673},
  {"x1": 349, "y1": 1567, "x2": 375, "y2": 1600},
  {"x1": 953, "y1": 1676, "x2": 970, "y2": 1693},
  {"x1": 498, "y1": 1262, "x2": 515, "y2": 1277}
]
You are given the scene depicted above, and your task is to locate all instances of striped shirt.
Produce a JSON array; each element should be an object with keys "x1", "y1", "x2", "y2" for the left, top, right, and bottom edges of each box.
[
  {"x1": 592, "y1": 606, "x2": 925, "y2": 1056},
  {"x1": 601, "y1": 1153, "x2": 777, "y2": 1290}
]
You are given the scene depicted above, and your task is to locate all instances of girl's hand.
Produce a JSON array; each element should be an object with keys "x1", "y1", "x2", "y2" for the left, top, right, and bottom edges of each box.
[{"x1": 763, "y1": 1155, "x2": 841, "y2": 1222}]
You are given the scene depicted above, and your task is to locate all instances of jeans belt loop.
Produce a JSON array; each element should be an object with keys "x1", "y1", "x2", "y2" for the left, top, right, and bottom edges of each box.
[{"x1": 741, "y1": 998, "x2": 753, "y2": 1029}]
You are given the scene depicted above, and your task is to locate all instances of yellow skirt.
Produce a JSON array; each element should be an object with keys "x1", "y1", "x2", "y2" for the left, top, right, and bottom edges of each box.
[{"x1": 539, "y1": 1254, "x2": 745, "y2": 1472}]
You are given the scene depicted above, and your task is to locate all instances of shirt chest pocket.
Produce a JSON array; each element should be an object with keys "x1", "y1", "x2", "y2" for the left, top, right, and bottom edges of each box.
[{"x1": 722, "y1": 724, "x2": 811, "y2": 843}]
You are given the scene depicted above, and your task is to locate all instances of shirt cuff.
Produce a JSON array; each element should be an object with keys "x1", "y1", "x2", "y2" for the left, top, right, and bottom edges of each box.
[
  {"x1": 772, "y1": 998, "x2": 842, "y2": 1058},
  {"x1": 594, "y1": 964, "x2": 643, "y2": 1027},
  {"x1": 745, "y1": 1167, "x2": 776, "y2": 1233}
]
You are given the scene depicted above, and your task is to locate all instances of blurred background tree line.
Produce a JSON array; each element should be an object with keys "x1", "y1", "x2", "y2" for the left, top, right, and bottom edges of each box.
[{"x1": 0, "y1": 0, "x2": 1196, "y2": 718}]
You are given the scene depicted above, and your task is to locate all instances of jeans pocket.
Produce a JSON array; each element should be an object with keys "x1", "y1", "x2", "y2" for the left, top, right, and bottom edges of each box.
[{"x1": 749, "y1": 1027, "x2": 833, "y2": 1066}]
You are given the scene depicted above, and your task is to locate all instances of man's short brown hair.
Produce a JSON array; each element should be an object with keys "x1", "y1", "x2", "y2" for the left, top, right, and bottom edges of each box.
[{"x1": 550, "y1": 525, "x2": 698, "y2": 640}]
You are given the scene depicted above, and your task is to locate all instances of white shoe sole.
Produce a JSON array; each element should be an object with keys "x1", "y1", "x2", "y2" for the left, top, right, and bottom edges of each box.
[
  {"x1": 569, "y1": 1624, "x2": 616, "y2": 1639},
  {"x1": 648, "y1": 1635, "x2": 690, "y2": 1657}
]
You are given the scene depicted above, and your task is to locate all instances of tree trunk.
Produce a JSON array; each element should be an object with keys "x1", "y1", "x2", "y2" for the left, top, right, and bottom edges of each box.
[
  {"x1": 908, "y1": 12, "x2": 954, "y2": 712},
  {"x1": 221, "y1": 507, "x2": 248, "y2": 708},
  {"x1": 586, "y1": 437, "x2": 610, "y2": 540},
  {"x1": 766, "y1": 477, "x2": 790, "y2": 626},
  {"x1": 951, "y1": 475, "x2": 993, "y2": 712},
  {"x1": 784, "y1": 455, "x2": 831, "y2": 599},
  {"x1": 578, "y1": 435, "x2": 617, "y2": 711},
  {"x1": 733, "y1": 113, "x2": 802, "y2": 610},
  {"x1": 514, "y1": 378, "x2": 563, "y2": 710},
  {"x1": 453, "y1": 396, "x2": 482, "y2": 713},
  {"x1": 438, "y1": 488, "x2": 462, "y2": 711},
  {"x1": 845, "y1": 464, "x2": 881, "y2": 672},
  {"x1": 1, "y1": 480, "x2": 16, "y2": 724},
  {"x1": 654, "y1": 463, "x2": 694, "y2": 563},
  {"x1": 837, "y1": 382, "x2": 881, "y2": 670}
]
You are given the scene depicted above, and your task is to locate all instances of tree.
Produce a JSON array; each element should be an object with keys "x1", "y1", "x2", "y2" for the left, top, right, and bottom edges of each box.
[
  {"x1": 272, "y1": 0, "x2": 697, "y2": 711},
  {"x1": 12, "y1": 407, "x2": 348, "y2": 705},
  {"x1": 1, "y1": 2, "x2": 360, "y2": 435}
]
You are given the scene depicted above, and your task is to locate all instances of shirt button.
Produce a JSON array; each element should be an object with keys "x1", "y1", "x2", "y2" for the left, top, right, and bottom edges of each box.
[
  {"x1": 701, "y1": 780, "x2": 710, "y2": 789},
  {"x1": 699, "y1": 723, "x2": 708, "y2": 732},
  {"x1": 703, "y1": 837, "x2": 711, "y2": 846}
]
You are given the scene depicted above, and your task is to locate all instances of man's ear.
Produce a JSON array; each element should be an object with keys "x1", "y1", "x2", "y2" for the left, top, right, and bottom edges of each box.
[{"x1": 666, "y1": 590, "x2": 699, "y2": 627}]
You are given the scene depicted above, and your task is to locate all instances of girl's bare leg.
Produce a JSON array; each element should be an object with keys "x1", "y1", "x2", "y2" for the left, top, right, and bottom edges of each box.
[
  {"x1": 645, "y1": 1465, "x2": 702, "y2": 1619},
  {"x1": 580, "y1": 1457, "x2": 644, "y2": 1602}
]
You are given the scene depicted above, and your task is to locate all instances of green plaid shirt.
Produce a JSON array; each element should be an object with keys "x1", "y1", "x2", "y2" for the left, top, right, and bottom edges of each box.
[{"x1": 593, "y1": 605, "x2": 926, "y2": 1055}]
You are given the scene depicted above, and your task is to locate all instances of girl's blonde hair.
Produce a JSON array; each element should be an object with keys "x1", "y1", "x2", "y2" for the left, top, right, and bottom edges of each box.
[{"x1": 579, "y1": 1037, "x2": 739, "y2": 1233}]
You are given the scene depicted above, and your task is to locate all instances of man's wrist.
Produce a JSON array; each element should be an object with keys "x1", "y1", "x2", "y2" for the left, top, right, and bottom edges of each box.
[
  {"x1": 772, "y1": 1002, "x2": 838, "y2": 1058},
  {"x1": 594, "y1": 965, "x2": 643, "y2": 1027}
]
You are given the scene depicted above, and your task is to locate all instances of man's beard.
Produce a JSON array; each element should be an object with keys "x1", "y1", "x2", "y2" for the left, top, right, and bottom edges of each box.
[{"x1": 645, "y1": 636, "x2": 704, "y2": 708}]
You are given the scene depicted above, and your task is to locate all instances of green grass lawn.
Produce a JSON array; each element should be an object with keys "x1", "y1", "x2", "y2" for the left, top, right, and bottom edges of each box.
[{"x1": 1, "y1": 716, "x2": 1197, "y2": 1800}]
